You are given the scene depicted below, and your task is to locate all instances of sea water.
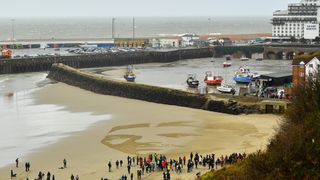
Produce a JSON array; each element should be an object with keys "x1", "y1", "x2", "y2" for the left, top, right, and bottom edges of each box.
[
  {"x1": 0, "y1": 73, "x2": 111, "y2": 167},
  {"x1": 0, "y1": 16, "x2": 270, "y2": 40}
]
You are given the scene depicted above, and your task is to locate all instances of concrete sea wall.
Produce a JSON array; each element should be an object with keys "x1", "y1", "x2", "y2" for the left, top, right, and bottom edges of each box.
[
  {"x1": 0, "y1": 48, "x2": 213, "y2": 74},
  {"x1": 48, "y1": 63, "x2": 261, "y2": 115}
]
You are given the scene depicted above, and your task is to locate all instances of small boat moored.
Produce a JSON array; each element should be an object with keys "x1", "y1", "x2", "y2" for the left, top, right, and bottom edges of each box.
[
  {"x1": 204, "y1": 71, "x2": 223, "y2": 85},
  {"x1": 186, "y1": 74, "x2": 200, "y2": 88},
  {"x1": 256, "y1": 58, "x2": 263, "y2": 61},
  {"x1": 233, "y1": 65, "x2": 260, "y2": 83},
  {"x1": 241, "y1": 57, "x2": 249, "y2": 61},
  {"x1": 225, "y1": 55, "x2": 232, "y2": 61},
  {"x1": 124, "y1": 65, "x2": 136, "y2": 82},
  {"x1": 217, "y1": 84, "x2": 236, "y2": 94},
  {"x1": 223, "y1": 62, "x2": 232, "y2": 68}
]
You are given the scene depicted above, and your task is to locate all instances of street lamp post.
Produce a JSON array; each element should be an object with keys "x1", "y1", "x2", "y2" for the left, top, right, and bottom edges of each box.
[
  {"x1": 112, "y1": 18, "x2": 116, "y2": 39},
  {"x1": 133, "y1": 17, "x2": 135, "y2": 41},
  {"x1": 208, "y1": 17, "x2": 211, "y2": 38},
  {"x1": 11, "y1": 19, "x2": 15, "y2": 49}
]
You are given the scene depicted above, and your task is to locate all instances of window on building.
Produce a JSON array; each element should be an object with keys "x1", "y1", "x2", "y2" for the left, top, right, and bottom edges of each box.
[
  {"x1": 309, "y1": 64, "x2": 314, "y2": 68},
  {"x1": 309, "y1": 72, "x2": 313, "y2": 77},
  {"x1": 300, "y1": 72, "x2": 305, "y2": 77}
]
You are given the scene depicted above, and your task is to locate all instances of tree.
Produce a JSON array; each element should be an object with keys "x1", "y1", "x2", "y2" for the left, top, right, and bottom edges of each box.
[
  {"x1": 290, "y1": 36, "x2": 297, "y2": 43},
  {"x1": 300, "y1": 38, "x2": 307, "y2": 44},
  {"x1": 314, "y1": 36, "x2": 320, "y2": 44}
]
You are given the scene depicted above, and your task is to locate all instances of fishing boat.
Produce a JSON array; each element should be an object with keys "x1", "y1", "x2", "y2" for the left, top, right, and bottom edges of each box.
[
  {"x1": 223, "y1": 62, "x2": 232, "y2": 67},
  {"x1": 0, "y1": 48, "x2": 12, "y2": 59},
  {"x1": 124, "y1": 65, "x2": 136, "y2": 82},
  {"x1": 240, "y1": 56, "x2": 249, "y2": 61},
  {"x1": 204, "y1": 71, "x2": 223, "y2": 85},
  {"x1": 217, "y1": 84, "x2": 235, "y2": 94},
  {"x1": 225, "y1": 55, "x2": 231, "y2": 61},
  {"x1": 186, "y1": 74, "x2": 199, "y2": 88},
  {"x1": 233, "y1": 65, "x2": 259, "y2": 83}
]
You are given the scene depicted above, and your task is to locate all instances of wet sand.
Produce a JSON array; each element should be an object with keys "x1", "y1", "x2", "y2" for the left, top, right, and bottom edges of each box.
[
  {"x1": 0, "y1": 83, "x2": 280, "y2": 179},
  {"x1": 214, "y1": 33, "x2": 271, "y2": 40}
]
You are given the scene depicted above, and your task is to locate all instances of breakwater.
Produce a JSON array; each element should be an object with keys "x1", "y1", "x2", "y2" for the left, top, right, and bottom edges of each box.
[
  {"x1": 48, "y1": 63, "x2": 261, "y2": 115},
  {"x1": 0, "y1": 48, "x2": 212, "y2": 74}
]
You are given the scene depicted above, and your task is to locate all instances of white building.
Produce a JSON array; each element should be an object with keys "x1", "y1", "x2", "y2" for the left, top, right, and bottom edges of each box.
[
  {"x1": 305, "y1": 57, "x2": 320, "y2": 77},
  {"x1": 272, "y1": 0, "x2": 320, "y2": 39},
  {"x1": 179, "y1": 33, "x2": 200, "y2": 46},
  {"x1": 292, "y1": 57, "x2": 320, "y2": 87},
  {"x1": 159, "y1": 38, "x2": 180, "y2": 48}
]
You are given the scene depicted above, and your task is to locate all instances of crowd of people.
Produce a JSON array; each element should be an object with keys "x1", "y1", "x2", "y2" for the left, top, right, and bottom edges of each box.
[
  {"x1": 10, "y1": 152, "x2": 246, "y2": 180},
  {"x1": 104, "y1": 152, "x2": 246, "y2": 180}
]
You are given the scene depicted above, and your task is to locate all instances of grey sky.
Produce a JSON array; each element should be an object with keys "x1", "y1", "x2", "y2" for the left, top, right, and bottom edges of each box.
[{"x1": 2, "y1": 0, "x2": 298, "y2": 17}]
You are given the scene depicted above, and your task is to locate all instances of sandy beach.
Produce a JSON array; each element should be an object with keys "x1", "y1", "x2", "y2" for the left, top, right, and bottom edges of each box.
[
  {"x1": 200, "y1": 33, "x2": 271, "y2": 41},
  {"x1": 0, "y1": 82, "x2": 281, "y2": 180}
]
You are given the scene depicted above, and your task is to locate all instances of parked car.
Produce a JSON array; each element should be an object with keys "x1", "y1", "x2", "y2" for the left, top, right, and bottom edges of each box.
[{"x1": 264, "y1": 87, "x2": 279, "y2": 98}]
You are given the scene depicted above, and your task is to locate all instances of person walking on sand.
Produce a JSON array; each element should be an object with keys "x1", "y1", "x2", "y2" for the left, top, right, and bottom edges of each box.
[
  {"x1": 71, "y1": 174, "x2": 75, "y2": 180},
  {"x1": 75, "y1": 175, "x2": 79, "y2": 180},
  {"x1": 130, "y1": 173, "x2": 133, "y2": 180},
  {"x1": 52, "y1": 175, "x2": 55, "y2": 180},
  {"x1": 127, "y1": 164, "x2": 131, "y2": 174},
  {"x1": 63, "y1": 159, "x2": 67, "y2": 168},
  {"x1": 27, "y1": 162, "x2": 30, "y2": 172},
  {"x1": 120, "y1": 160, "x2": 123, "y2": 167},
  {"x1": 108, "y1": 161, "x2": 112, "y2": 172},
  {"x1": 25, "y1": 162, "x2": 28, "y2": 172},
  {"x1": 116, "y1": 160, "x2": 119, "y2": 169},
  {"x1": 15, "y1": 158, "x2": 19, "y2": 168},
  {"x1": 163, "y1": 171, "x2": 166, "y2": 180},
  {"x1": 10, "y1": 169, "x2": 16, "y2": 179},
  {"x1": 47, "y1": 171, "x2": 52, "y2": 180}
]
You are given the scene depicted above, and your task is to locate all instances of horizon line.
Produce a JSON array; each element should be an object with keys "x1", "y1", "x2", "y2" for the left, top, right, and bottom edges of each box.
[{"x1": 0, "y1": 15, "x2": 272, "y2": 19}]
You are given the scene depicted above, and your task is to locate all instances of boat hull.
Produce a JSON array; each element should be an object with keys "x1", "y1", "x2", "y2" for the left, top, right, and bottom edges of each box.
[
  {"x1": 233, "y1": 77, "x2": 252, "y2": 83},
  {"x1": 205, "y1": 80, "x2": 222, "y2": 85},
  {"x1": 124, "y1": 75, "x2": 136, "y2": 82},
  {"x1": 187, "y1": 81, "x2": 199, "y2": 88},
  {"x1": 241, "y1": 58, "x2": 249, "y2": 61},
  {"x1": 187, "y1": 84, "x2": 199, "y2": 88},
  {"x1": 217, "y1": 88, "x2": 233, "y2": 93}
]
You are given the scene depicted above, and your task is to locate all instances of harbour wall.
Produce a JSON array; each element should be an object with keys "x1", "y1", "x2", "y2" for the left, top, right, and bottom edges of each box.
[
  {"x1": 0, "y1": 48, "x2": 213, "y2": 74},
  {"x1": 2, "y1": 45, "x2": 318, "y2": 74},
  {"x1": 48, "y1": 63, "x2": 261, "y2": 115}
]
